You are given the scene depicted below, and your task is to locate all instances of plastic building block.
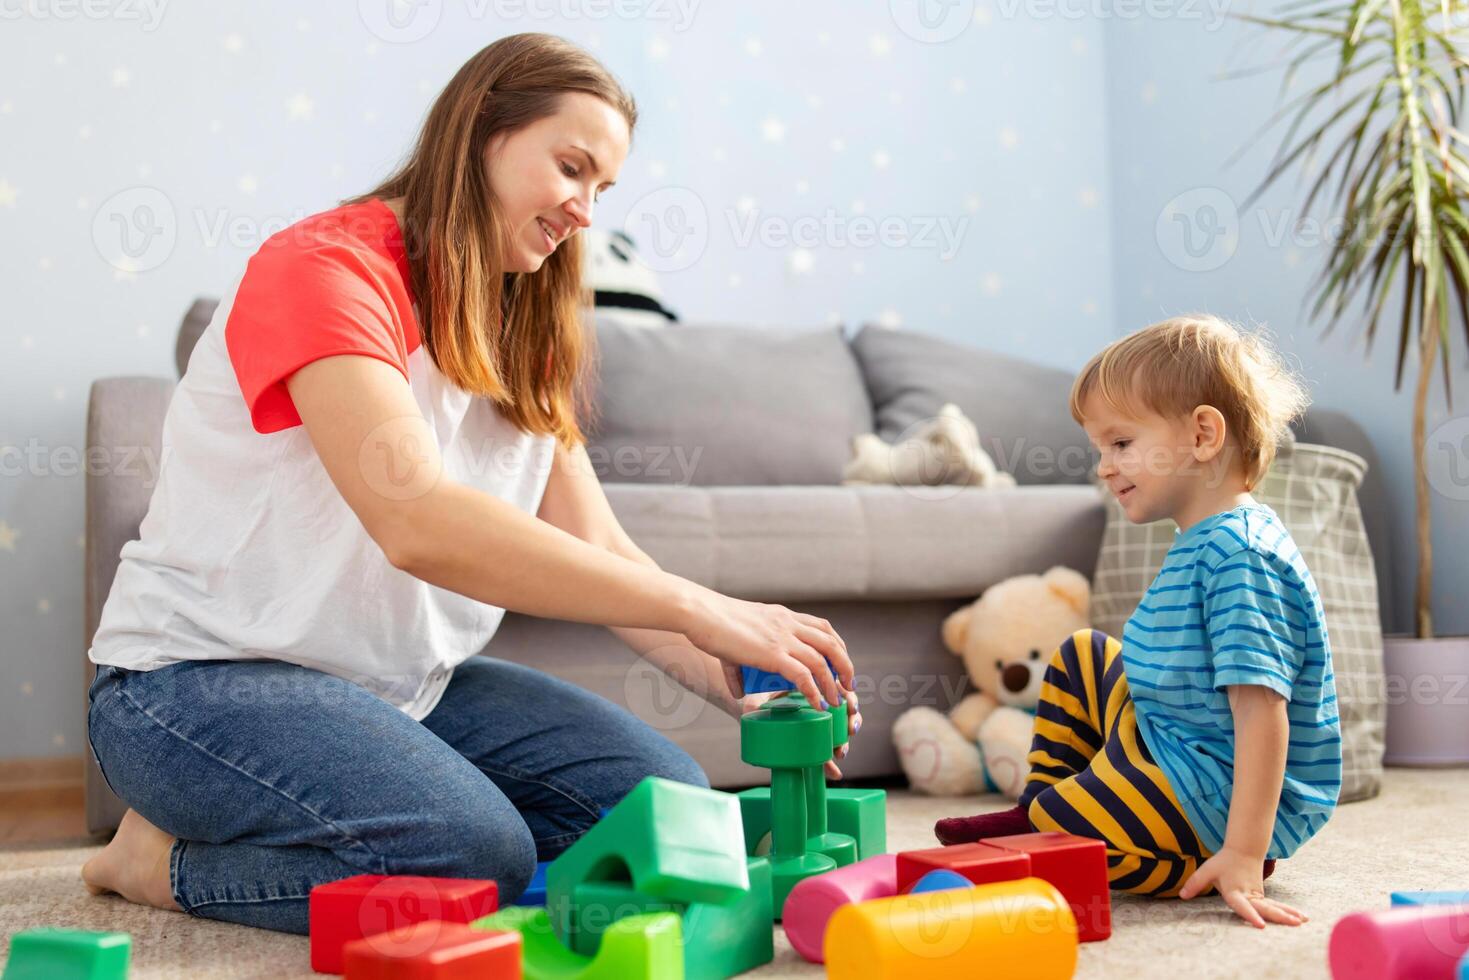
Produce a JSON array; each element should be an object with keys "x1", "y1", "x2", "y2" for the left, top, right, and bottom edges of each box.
[
  {"x1": 563, "y1": 856, "x2": 773, "y2": 979},
  {"x1": 471, "y1": 905, "x2": 683, "y2": 979},
  {"x1": 309, "y1": 874, "x2": 500, "y2": 974},
  {"x1": 1329, "y1": 905, "x2": 1469, "y2": 979},
  {"x1": 341, "y1": 920, "x2": 520, "y2": 979},
  {"x1": 984, "y1": 831, "x2": 1111, "y2": 942},
  {"x1": 512, "y1": 861, "x2": 550, "y2": 908},
  {"x1": 737, "y1": 786, "x2": 887, "y2": 863},
  {"x1": 911, "y1": 869, "x2": 974, "y2": 894},
  {"x1": 780, "y1": 853, "x2": 897, "y2": 964},
  {"x1": 824, "y1": 876, "x2": 1078, "y2": 979},
  {"x1": 739, "y1": 693, "x2": 858, "y2": 914},
  {"x1": 1390, "y1": 890, "x2": 1469, "y2": 906},
  {"x1": 739, "y1": 665, "x2": 838, "y2": 697},
  {"x1": 1, "y1": 928, "x2": 131, "y2": 980},
  {"x1": 895, "y1": 841, "x2": 1031, "y2": 894},
  {"x1": 545, "y1": 776, "x2": 747, "y2": 948}
]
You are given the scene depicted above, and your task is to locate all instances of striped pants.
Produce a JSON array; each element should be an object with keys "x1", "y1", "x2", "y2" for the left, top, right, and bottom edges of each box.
[{"x1": 1018, "y1": 629, "x2": 1209, "y2": 897}]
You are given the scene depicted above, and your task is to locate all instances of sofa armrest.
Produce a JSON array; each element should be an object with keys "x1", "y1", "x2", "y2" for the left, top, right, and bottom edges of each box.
[{"x1": 84, "y1": 375, "x2": 174, "y2": 835}]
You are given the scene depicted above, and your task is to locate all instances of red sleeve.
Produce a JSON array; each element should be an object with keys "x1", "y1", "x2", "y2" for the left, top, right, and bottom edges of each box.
[{"x1": 224, "y1": 236, "x2": 412, "y2": 434}]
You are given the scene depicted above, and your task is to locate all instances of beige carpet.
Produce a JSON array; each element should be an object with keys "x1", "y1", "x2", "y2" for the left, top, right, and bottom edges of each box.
[{"x1": 2, "y1": 769, "x2": 1461, "y2": 978}]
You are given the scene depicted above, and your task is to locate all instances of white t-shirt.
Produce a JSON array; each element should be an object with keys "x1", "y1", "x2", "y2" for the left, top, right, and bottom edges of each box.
[{"x1": 88, "y1": 197, "x2": 556, "y2": 719}]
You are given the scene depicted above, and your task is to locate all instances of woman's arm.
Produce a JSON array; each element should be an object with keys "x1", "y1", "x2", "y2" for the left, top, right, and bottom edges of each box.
[
  {"x1": 286, "y1": 354, "x2": 851, "y2": 708},
  {"x1": 535, "y1": 439, "x2": 743, "y2": 717}
]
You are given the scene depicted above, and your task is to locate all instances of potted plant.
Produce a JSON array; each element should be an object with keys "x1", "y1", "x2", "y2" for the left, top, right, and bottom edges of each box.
[{"x1": 1240, "y1": 0, "x2": 1469, "y2": 763}]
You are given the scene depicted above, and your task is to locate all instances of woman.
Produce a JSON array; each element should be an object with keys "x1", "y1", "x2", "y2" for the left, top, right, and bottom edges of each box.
[{"x1": 80, "y1": 33, "x2": 857, "y2": 936}]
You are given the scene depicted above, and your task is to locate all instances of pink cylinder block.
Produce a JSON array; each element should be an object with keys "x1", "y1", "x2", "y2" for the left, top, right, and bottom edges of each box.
[
  {"x1": 1329, "y1": 905, "x2": 1469, "y2": 979},
  {"x1": 782, "y1": 853, "x2": 898, "y2": 963}
]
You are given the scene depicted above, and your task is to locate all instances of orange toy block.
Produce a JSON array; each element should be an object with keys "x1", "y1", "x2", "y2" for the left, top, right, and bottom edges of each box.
[
  {"x1": 895, "y1": 841, "x2": 1031, "y2": 894},
  {"x1": 984, "y1": 831, "x2": 1111, "y2": 941},
  {"x1": 310, "y1": 875, "x2": 500, "y2": 974},
  {"x1": 342, "y1": 920, "x2": 520, "y2": 979}
]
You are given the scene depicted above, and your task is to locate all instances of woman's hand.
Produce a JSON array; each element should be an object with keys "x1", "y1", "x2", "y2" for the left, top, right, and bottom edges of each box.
[
  {"x1": 740, "y1": 688, "x2": 862, "y2": 780},
  {"x1": 1179, "y1": 846, "x2": 1307, "y2": 928},
  {"x1": 679, "y1": 588, "x2": 854, "y2": 712}
]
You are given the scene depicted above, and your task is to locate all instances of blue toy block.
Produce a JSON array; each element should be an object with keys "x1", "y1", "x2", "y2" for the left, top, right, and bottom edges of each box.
[
  {"x1": 740, "y1": 665, "x2": 840, "y2": 704},
  {"x1": 1459, "y1": 948, "x2": 1469, "y2": 980},
  {"x1": 911, "y1": 869, "x2": 974, "y2": 894},
  {"x1": 1391, "y1": 890, "x2": 1469, "y2": 906}
]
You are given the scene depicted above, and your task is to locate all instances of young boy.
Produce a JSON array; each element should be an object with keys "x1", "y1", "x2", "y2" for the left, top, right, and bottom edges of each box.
[{"x1": 935, "y1": 315, "x2": 1342, "y2": 929}]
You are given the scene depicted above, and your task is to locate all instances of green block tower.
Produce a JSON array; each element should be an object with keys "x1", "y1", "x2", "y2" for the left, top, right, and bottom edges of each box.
[{"x1": 740, "y1": 692, "x2": 859, "y2": 914}]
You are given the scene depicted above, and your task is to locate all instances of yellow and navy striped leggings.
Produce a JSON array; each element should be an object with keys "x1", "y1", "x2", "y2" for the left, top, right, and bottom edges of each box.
[{"x1": 1018, "y1": 629, "x2": 1209, "y2": 897}]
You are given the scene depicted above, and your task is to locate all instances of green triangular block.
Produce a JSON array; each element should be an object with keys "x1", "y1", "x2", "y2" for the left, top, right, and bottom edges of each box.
[{"x1": 546, "y1": 777, "x2": 748, "y2": 944}]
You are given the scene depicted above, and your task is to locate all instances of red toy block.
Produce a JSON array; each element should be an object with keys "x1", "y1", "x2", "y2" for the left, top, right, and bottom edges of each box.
[
  {"x1": 310, "y1": 875, "x2": 500, "y2": 974},
  {"x1": 895, "y1": 842, "x2": 1031, "y2": 894},
  {"x1": 343, "y1": 920, "x2": 520, "y2": 979},
  {"x1": 984, "y1": 832, "x2": 1111, "y2": 941}
]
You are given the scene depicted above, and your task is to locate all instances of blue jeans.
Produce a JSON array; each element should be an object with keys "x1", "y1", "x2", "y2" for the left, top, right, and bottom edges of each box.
[{"x1": 86, "y1": 655, "x2": 709, "y2": 935}]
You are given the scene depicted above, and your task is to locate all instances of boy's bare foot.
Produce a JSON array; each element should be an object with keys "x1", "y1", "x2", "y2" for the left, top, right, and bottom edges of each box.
[{"x1": 81, "y1": 809, "x2": 182, "y2": 912}]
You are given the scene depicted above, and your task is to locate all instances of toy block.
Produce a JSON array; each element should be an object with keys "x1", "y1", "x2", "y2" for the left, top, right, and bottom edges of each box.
[
  {"x1": 984, "y1": 831, "x2": 1111, "y2": 942},
  {"x1": 511, "y1": 861, "x2": 550, "y2": 908},
  {"x1": 911, "y1": 869, "x2": 975, "y2": 894},
  {"x1": 781, "y1": 853, "x2": 897, "y2": 964},
  {"x1": 824, "y1": 876, "x2": 1078, "y2": 979},
  {"x1": 341, "y1": 921, "x2": 520, "y2": 979},
  {"x1": 1, "y1": 928, "x2": 131, "y2": 980},
  {"x1": 1391, "y1": 890, "x2": 1469, "y2": 906},
  {"x1": 545, "y1": 777, "x2": 747, "y2": 947},
  {"x1": 471, "y1": 905, "x2": 683, "y2": 979},
  {"x1": 895, "y1": 841, "x2": 1030, "y2": 894},
  {"x1": 310, "y1": 874, "x2": 499, "y2": 974},
  {"x1": 737, "y1": 786, "x2": 886, "y2": 862},
  {"x1": 1329, "y1": 905, "x2": 1469, "y2": 979},
  {"x1": 562, "y1": 856, "x2": 773, "y2": 979}
]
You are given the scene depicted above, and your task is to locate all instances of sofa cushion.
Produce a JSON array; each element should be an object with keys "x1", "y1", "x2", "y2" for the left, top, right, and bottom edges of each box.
[
  {"x1": 585, "y1": 320, "x2": 874, "y2": 486},
  {"x1": 602, "y1": 483, "x2": 1106, "y2": 601},
  {"x1": 850, "y1": 325, "x2": 1093, "y2": 486}
]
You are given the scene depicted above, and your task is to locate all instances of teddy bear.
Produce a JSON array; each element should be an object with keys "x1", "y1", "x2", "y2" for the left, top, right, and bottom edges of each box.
[
  {"x1": 892, "y1": 566, "x2": 1091, "y2": 799},
  {"x1": 842, "y1": 403, "x2": 1016, "y2": 489}
]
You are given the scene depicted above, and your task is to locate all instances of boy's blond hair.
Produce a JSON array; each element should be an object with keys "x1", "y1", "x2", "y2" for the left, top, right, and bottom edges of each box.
[{"x1": 1069, "y1": 314, "x2": 1310, "y2": 490}]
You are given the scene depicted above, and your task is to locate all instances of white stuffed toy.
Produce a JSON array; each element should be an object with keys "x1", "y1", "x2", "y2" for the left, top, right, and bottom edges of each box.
[
  {"x1": 893, "y1": 566, "x2": 1091, "y2": 798},
  {"x1": 842, "y1": 403, "x2": 1016, "y2": 488},
  {"x1": 580, "y1": 227, "x2": 678, "y2": 329}
]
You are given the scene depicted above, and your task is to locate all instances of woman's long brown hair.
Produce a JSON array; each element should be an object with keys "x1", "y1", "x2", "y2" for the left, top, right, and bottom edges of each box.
[{"x1": 346, "y1": 32, "x2": 636, "y2": 448}]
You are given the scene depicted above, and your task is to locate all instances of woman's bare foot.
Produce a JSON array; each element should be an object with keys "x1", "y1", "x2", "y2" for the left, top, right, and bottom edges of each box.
[{"x1": 81, "y1": 809, "x2": 182, "y2": 912}]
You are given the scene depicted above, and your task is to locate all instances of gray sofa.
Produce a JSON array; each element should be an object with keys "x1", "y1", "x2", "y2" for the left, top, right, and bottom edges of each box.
[{"x1": 83, "y1": 302, "x2": 1394, "y2": 835}]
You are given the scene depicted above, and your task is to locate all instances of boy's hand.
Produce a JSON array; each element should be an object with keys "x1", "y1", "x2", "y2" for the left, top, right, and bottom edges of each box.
[
  {"x1": 739, "y1": 688, "x2": 860, "y2": 780},
  {"x1": 1179, "y1": 846, "x2": 1307, "y2": 927}
]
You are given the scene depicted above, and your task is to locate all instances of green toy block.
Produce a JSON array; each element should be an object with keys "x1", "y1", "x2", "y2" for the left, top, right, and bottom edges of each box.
[
  {"x1": 470, "y1": 905, "x2": 683, "y2": 979},
  {"x1": 564, "y1": 856, "x2": 774, "y2": 980},
  {"x1": 545, "y1": 777, "x2": 748, "y2": 946},
  {"x1": 740, "y1": 694, "x2": 857, "y2": 914},
  {"x1": 2, "y1": 929, "x2": 131, "y2": 980},
  {"x1": 737, "y1": 786, "x2": 887, "y2": 862}
]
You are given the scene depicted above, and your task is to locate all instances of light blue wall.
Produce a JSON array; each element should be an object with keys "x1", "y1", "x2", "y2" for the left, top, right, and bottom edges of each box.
[
  {"x1": 1100, "y1": 0, "x2": 1468, "y2": 639},
  {"x1": 4, "y1": 0, "x2": 1458, "y2": 761}
]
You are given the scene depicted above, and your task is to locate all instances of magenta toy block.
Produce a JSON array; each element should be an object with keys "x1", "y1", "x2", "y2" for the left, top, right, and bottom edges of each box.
[
  {"x1": 1330, "y1": 905, "x2": 1469, "y2": 979},
  {"x1": 780, "y1": 853, "x2": 897, "y2": 964}
]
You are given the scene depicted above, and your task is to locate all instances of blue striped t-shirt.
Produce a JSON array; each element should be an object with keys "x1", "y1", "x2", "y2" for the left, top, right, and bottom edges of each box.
[{"x1": 1121, "y1": 503, "x2": 1342, "y2": 859}]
